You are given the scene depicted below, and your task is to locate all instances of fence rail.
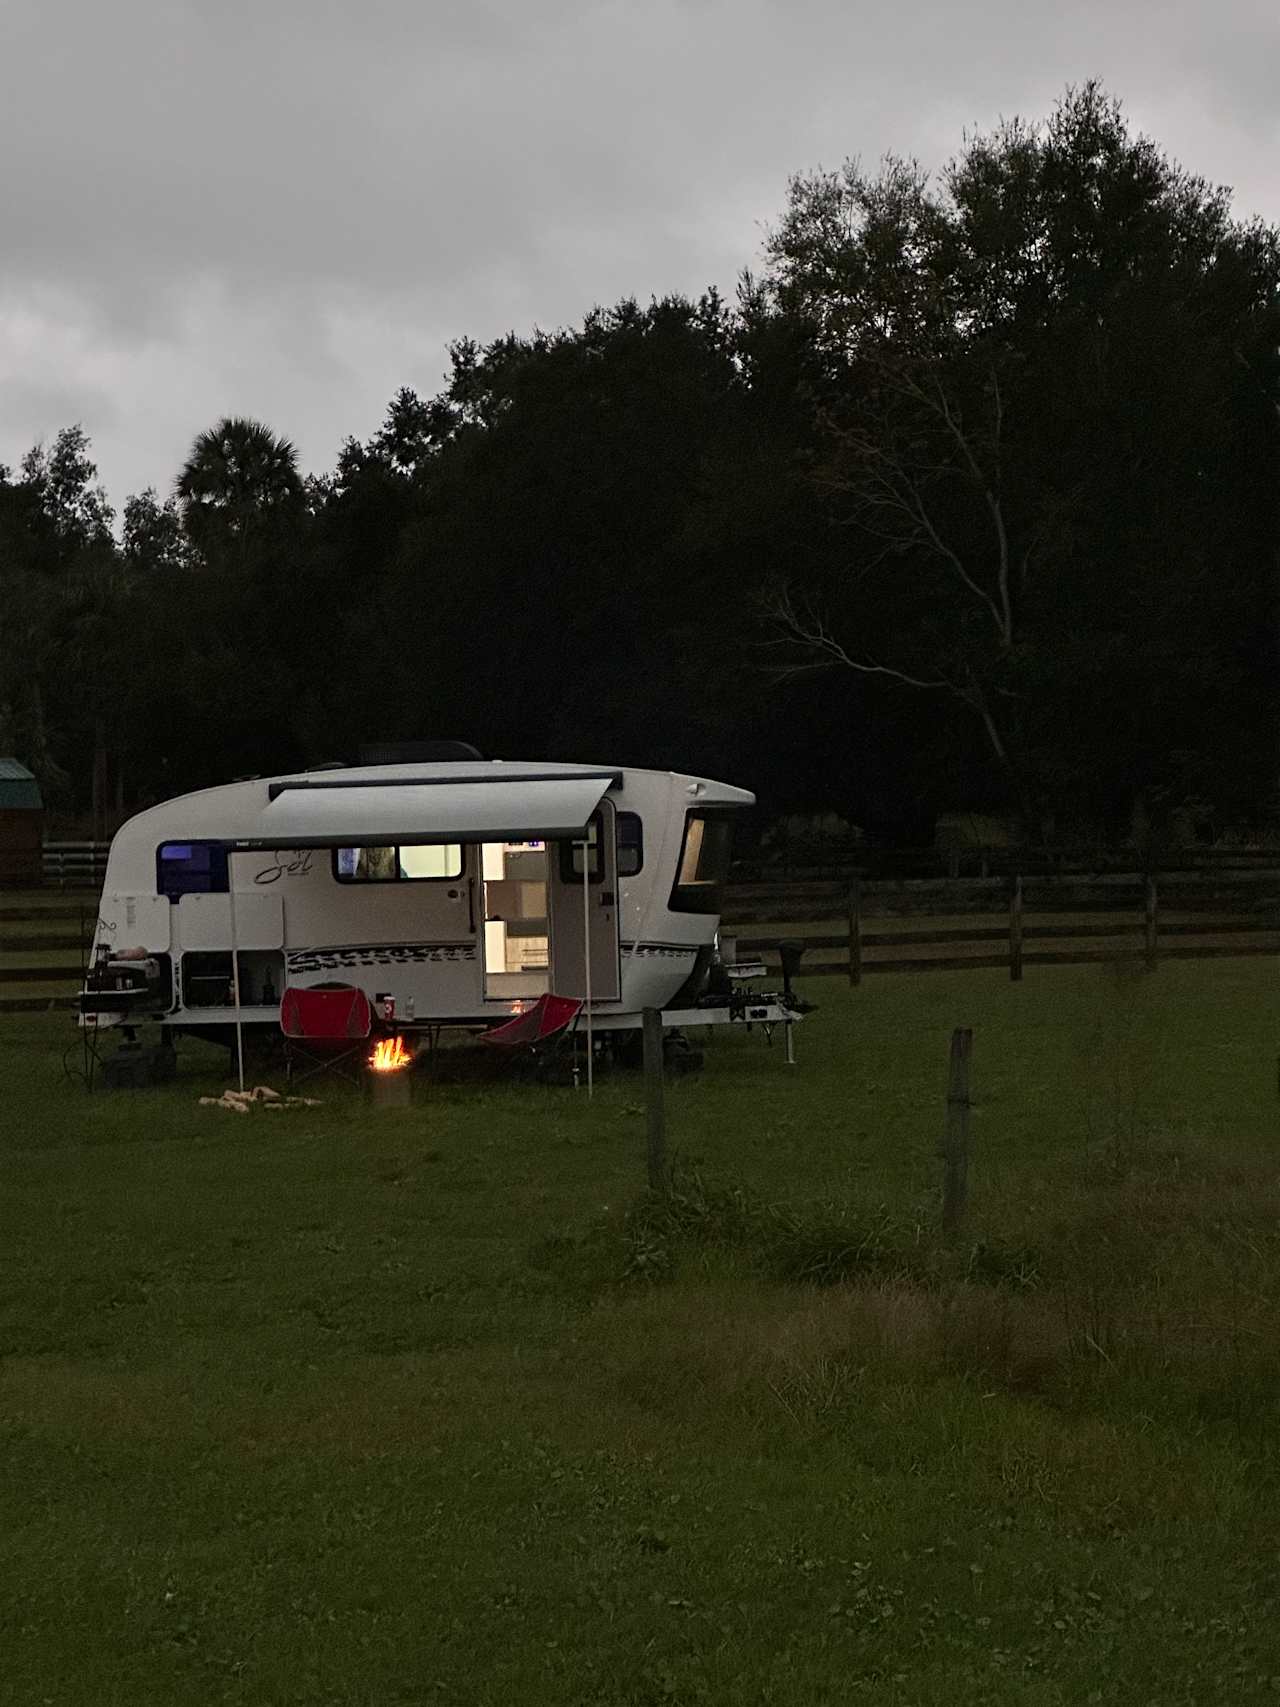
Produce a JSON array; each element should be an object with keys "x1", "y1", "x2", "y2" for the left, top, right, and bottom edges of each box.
[
  {"x1": 40, "y1": 841, "x2": 110, "y2": 887},
  {"x1": 735, "y1": 844, "x2": 1280, "y2": 883},
  {"x1": 725, "y1": 868, "x2": 1280, "y2": 918}
]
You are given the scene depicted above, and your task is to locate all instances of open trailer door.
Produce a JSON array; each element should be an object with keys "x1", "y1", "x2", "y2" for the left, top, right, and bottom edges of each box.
[{"x1": 548, "y1": 799, "x2": 621, "y2": 1003}]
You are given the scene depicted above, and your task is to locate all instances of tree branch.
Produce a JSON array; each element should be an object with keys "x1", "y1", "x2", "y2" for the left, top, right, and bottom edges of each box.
[
  {"x1": 819, "y1": 401, "x2": 1012, "y2": 644},
  {"x1": 765, "y1": 586, "x2": 953, "y2": 692},
  {"x1": 883, "y1": 367, "x2": 1014, "y2": 646}
]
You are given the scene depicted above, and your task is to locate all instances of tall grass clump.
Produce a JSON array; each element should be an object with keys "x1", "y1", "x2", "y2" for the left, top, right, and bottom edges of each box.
[
  {"x1": 1079, "y1": 952, "x2": 1163, "y2": 1176},
  {"x1": 623, "y1": 1159, "x2": 907, "y2": 1287}
]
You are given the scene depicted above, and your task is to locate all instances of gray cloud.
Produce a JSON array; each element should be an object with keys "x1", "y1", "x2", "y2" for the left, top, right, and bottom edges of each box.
[{"x1": 2, "y1": 0, "x2": 1277, "y2": 504}]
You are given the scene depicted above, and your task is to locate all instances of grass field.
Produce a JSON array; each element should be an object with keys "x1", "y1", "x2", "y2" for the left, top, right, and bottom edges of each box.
[{"x1": 3, "y1": 963, "x2": 1280, "y2": 1704}]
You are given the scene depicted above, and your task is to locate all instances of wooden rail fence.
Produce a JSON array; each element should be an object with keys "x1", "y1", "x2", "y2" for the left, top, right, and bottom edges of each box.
[
  {"x1": 40, "y1": 841, "x2": 110, "y2": 887},
  {"x1": 722, "y1": 870, "x2": 1280, "y2": 980}
]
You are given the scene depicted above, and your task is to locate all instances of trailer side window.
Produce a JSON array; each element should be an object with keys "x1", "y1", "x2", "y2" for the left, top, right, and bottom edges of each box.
[
  {"x1": 559, "y1": 815, "x2": 603, "y2": 883},
  {"x1": 617, "y1": 811, "x2": 643, "y2": 877},
  {"x1": 557, "y1": 811, "x2": 640, "y2": 883},
  {"x1": 333, "y1": 844, "x2": 463, "y2": 882},
  {"x1": 157, "y1": 841, "x2": 228, "y2": 898},
  {"x1": 668, "y1": 813, "x2": 735, "y2": 915},
  {"x1": 398, "y1": 845, "x2": 464, "y2": 879}
]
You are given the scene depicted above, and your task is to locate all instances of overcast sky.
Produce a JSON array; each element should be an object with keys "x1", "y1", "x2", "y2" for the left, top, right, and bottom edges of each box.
[{"x1": 1, "y1": 0, "x2": 1277, "y2": 508}]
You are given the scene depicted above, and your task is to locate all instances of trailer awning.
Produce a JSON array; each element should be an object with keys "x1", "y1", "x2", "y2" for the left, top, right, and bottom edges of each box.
[{"x1": 230, "y1": 773, "x2": 617, "y2": 850}]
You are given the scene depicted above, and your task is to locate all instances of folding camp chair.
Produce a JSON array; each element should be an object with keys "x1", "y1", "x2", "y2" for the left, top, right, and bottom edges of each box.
[
  {"x1": 480, "y1": 993, "x2": 583, "y2": 1082},
  {"x1": 280, "y1": 984, "x2": 373, "y2": 1088}
]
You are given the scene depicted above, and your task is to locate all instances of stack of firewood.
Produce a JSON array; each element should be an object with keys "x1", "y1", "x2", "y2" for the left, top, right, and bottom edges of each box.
[{"x1": 199, "y1": 1085, "x2": 322, "y2": 1113}]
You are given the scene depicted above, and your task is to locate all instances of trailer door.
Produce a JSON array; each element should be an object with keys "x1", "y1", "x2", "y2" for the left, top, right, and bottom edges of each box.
[{"x1": 548, "y1": 799, "x2": 621, "y2": 1002}]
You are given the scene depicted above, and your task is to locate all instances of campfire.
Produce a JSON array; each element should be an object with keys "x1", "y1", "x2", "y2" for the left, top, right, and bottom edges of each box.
[
  {"x1": 367, "y1": 1033, "x2": 414, "y2": 1107},
  {"x1": 369, "y1": 1035, "x2": 412, "y2": 1073}
]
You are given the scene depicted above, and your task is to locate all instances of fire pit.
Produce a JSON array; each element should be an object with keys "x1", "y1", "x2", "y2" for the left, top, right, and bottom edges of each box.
[{"x1": 367, "y1": 1034, "x2": 414, "y2": 1108}]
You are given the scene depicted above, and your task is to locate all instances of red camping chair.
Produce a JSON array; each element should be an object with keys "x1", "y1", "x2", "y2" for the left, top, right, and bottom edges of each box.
[
  {"x1": 481, "y1": 993, "x2": 583, "y2": 1082},
  {"x1": 280, "y1": 985, "x2": 373, "y2": 1087}
]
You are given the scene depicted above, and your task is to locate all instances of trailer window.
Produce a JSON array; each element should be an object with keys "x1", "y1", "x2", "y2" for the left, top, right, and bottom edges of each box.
[
  {"x1": 617, "y1": 811, "x2": 643, "y2": 877},
  {"x1": 559, "y1": 815, "x2": 603, "y2": 883},
  {"x1": 668, "y1": 813, "x2": 735, "y2": 915},
  {"x1": 556, "y1": 812, "x2": 639, "y2": 883},
  {"x1": 398, "y1": 845, "x2": 464, "y2": 879},
  {"x1": 333, "y1": 844, "x2": 463, "y2": 882},
  {"x1": 157, "y1": 841, "x2": 228, "y2": 898}
]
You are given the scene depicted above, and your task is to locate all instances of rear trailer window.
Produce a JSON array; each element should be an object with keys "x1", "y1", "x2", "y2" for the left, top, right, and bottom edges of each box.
[{"x1": 668, "y1": 813, "x2": 735, "y2": 914}]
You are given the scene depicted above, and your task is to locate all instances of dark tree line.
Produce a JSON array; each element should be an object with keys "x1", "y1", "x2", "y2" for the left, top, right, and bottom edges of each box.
[{"x1": 2, "y1": 86, "x2": 1277, "y2": 846}]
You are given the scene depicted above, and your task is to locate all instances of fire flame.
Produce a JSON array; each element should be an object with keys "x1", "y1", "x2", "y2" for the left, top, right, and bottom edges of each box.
[{"x1": 369, "y1": 1035, "x2": 412, "y2": 1073}]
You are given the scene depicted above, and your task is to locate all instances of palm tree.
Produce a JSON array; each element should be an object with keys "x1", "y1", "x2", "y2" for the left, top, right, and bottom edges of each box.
[{"x1": 176, "y1": 417, "x2": 302, "y2": 554}]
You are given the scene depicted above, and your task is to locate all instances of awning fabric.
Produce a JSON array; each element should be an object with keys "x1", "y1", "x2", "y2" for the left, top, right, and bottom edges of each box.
[{"x1": 229, "y1": 775, "x2": 614, "y2": 850}]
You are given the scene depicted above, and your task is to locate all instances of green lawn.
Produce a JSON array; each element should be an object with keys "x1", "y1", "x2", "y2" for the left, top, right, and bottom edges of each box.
[
  {"x1": 0, "y1": 947, "x2": 85, "y2": 971},
  {"x1": 0, "y1": 889, "x2": 87, "y2": 914},
  {"x1": 2, "y1": 963, "x2": 1279, "y2": 1704},
  {"x1": 0, "y1": 984, "x2": 79, "y2": 1006}
]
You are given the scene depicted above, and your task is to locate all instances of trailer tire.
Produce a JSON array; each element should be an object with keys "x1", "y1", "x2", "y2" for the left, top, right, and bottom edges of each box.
[{"x1": 663, "y1": 1033, "x2": 704, "y2": 1076}]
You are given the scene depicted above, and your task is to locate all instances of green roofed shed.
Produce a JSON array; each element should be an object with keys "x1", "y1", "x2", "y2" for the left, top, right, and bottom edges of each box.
[
  {"x1": 0, "y1": 758, "x2": 42, "y2": 809},
  {"x1": 0, "y1": 759, "x2": 44, "y2": 884}
]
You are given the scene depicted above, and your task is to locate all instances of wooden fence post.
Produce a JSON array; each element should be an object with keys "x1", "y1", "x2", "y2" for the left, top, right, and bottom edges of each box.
[
  {"x1": 942, "y1": 1027, "x2": 973, "y2": 1233},
  {"x1": 848, "y1": 877, "x2": 862, "y2": 988},
  {"x1": 1009, "y1": 875, "x2": 1024, "y2": 982},
  {"x1": 1145, "y1": 875, "x2": 1158, "y2": 970},
  {"x1": 642, "y1": 1007, "x2": 668, "y2": 1194}
]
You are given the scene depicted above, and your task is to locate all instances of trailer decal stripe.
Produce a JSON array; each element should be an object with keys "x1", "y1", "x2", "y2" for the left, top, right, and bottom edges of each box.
[
  {"x1": 619, "y1": 942, "x2": 699, "y2": 958},
  {"x1": 285, "y1": 942, "x2": 478, "y2": 974}
]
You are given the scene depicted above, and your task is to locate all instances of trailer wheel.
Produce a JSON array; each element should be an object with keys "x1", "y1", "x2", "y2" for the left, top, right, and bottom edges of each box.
[
  {"x1": 663, "y1": 1032, "x2": 704, "y2": 1076},
  {"x1": 608, "y1": 1032, "x2": 645, "y2": 1070}
]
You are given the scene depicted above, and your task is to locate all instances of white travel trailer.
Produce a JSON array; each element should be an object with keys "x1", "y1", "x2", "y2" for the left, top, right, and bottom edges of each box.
[{"x1": 81, "y1": 759, "x2": 793, "y2": 1050}]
